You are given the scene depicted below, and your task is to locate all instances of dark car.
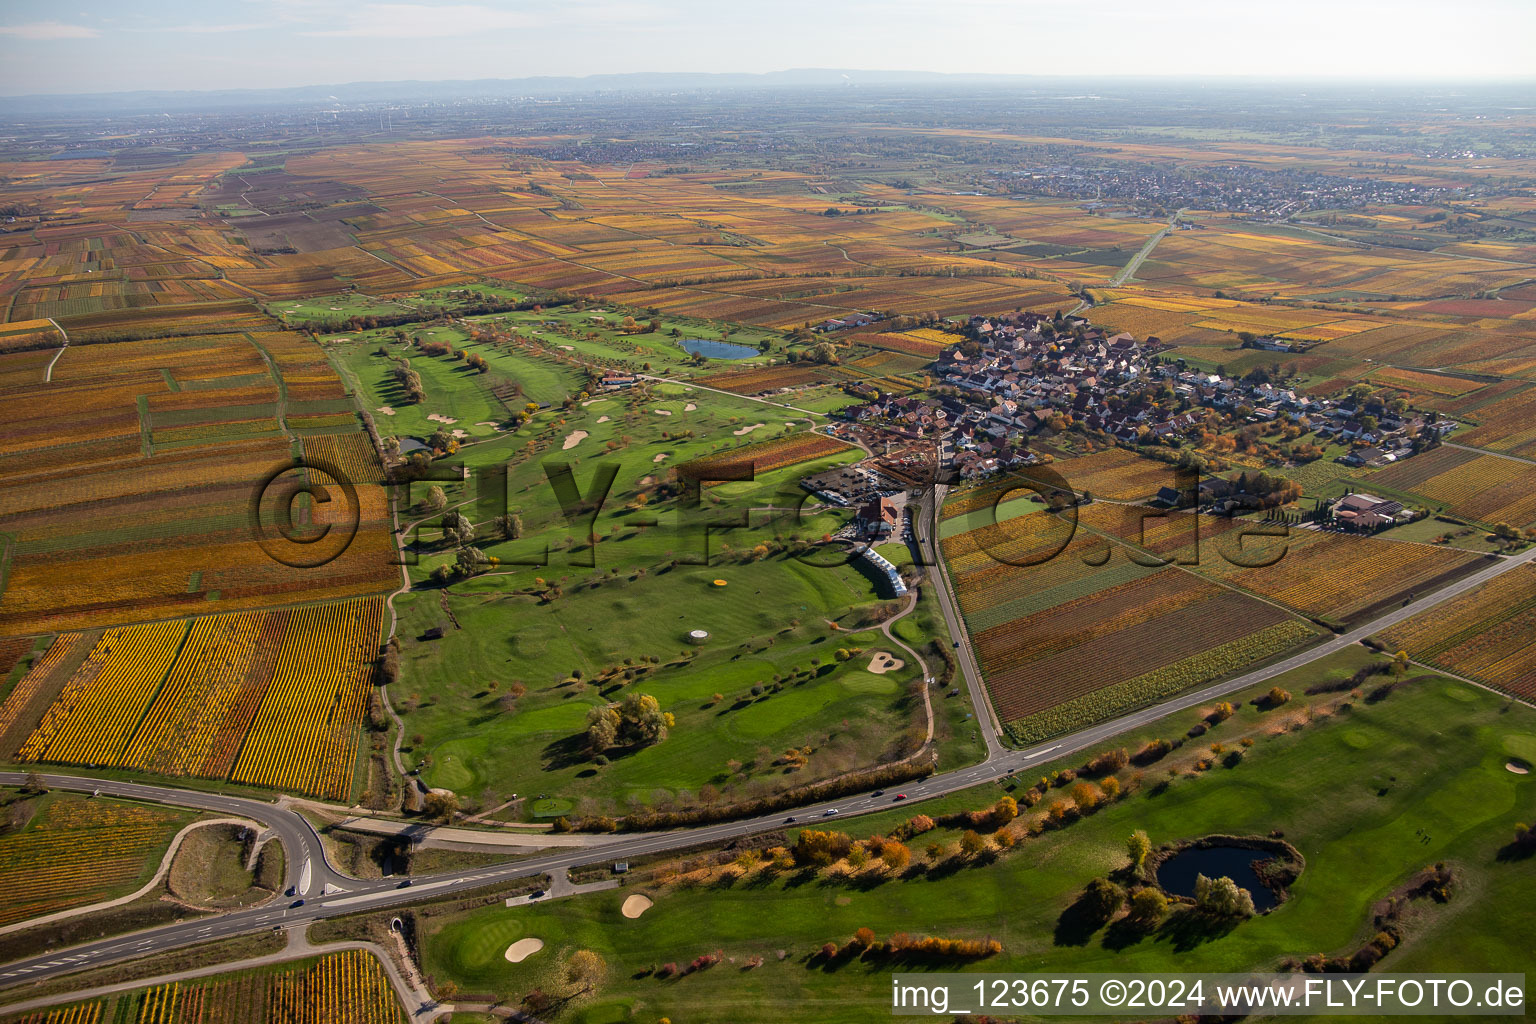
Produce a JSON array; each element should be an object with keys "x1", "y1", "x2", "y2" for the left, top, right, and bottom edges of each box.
[
  {"x1": 784, "y1": 816, "x2": 796, "y2": 823},
  {"x1": 290, "y1": 899, "x2": 305, "y2": 908},
  {"x1": 871, "y1": 790, "x2": 885, "y2": 797},
  {"x1": 529, "y1": 889, "x2": 546, "y2": 900},
  {"x1": 396, "y1": 879, "x2": 413, "y2": 888}
]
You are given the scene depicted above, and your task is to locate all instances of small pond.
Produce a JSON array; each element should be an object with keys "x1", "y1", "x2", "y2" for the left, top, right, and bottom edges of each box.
[
  {"x1": 1157, "y1": 844, "x2": 1278, "y2": 911},
  {"x1": 680, "y1": 337, "x2": 758, "y2": 360}
]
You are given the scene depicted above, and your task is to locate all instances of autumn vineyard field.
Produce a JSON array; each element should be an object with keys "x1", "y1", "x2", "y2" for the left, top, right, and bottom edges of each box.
[
  {"x1": 1378, "y1": 564, "x2": 1536, "y2": 701},
  {"x1": 0, "y1": 796, "x2": 191, "y2": 928},
  {"x1": 678, "y1": 431, "x2": 856, "y2": 478},
  {"x1": 939, "y1": 500, "x2": 1323, "y2": 741},
  {"x1": 1, "y1": 597, "x2": 382, "y2": 800},
  {"x1": 0, "y1": 951, "x2": 405, "y2": 1024}
]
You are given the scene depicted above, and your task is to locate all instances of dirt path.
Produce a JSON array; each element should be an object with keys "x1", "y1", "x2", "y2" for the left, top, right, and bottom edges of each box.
[
  {"x1": 875, "y1": 591, "x2": 935, "y2": 750},
  {"x1": 41, "y1": 317, "x2": 68, "y2": 382}
]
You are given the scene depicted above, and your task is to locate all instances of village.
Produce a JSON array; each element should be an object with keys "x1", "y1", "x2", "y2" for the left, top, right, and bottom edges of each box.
[{"x1": 813, "y1": 309, "x2": 1456, "y2": 531}]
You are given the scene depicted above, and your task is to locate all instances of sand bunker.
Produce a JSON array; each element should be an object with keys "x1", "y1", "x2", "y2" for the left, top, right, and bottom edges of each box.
[
  {"x1": 474, "y1": 421, "x2": 499, "y2": 428},
  {"x1": 560, "y1": 345, "x2": 574, "y2": 351},
  {"x1": 621, "y1": 894, "x2": 653, "y2": 919},
  {"x1": 563, "y1": 430, "x2": 589, "y2": 450},
  {"x1": 451, "y1": 428, "x2": 468, "y2": 439},
  {"x1": 868, "y1": 651, "x2": 904, "y2": 674},
  {"x1": 1507, "y1": 760, "x2": 1531, "y2": 775},
  {"x1": 655, "y1": 409, "x2": 673, "y2": 416},
  {"x1": 654, "y1": 453, "x2": 670, "y2": 463},
  {"x1": 733, "y1": 422, "x2": 766, "y2": 436},
  {"x1": 596, "y1": 415, "x2": 610, "y2": 423},
  {"x1": 376, "y1": 406, "x2": 395, "y2": 416},
  {"x1": 427, "y1": 413, "x2": 458, "y2": 425},
  {"x1": 505, "y1": 938, "x2": 544, "y2": 962},
  {"x1": 684, "y1": 403, "x2": 697, "y2": 411}
]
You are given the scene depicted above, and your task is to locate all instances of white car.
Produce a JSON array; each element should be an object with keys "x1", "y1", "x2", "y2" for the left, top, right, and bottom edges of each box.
[{"x1": 823, "y1": 808, "x2": 840, "y2": 816}]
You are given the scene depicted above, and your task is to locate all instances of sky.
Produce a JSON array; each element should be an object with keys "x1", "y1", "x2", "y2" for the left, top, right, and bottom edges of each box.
[{"x1": 1, "y1": 0, "x2": 1533, "y2": 97}]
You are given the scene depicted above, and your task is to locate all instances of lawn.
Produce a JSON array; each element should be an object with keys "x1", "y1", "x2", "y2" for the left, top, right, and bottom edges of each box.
[
  {"x1": 418, "y1": 662, "x2": 1535, "y2": 1022},
  {"x1": 394, "y1": 545, "x2": 922, "y2": 817},
  {"x1": 380, "y1": 343, "x2": 926, "y2": 817}
]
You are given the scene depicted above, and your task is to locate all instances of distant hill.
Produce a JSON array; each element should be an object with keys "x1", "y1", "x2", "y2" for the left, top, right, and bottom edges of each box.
[{"x1": 0, "y1": 69, "x2": 1071, "y2": 115}]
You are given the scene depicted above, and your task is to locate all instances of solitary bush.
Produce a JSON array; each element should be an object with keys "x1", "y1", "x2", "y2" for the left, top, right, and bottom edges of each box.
[{"x1": 1082, "y1": 877, "x2": 1125, "y2": 921}]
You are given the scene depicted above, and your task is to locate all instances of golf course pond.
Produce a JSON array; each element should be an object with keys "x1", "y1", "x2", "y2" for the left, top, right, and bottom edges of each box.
[
  {"x1": 1157, "y1": 841, "x2": 1291, "y2": 911},
  {"x1": 680, "y1": 337, "x2": 758, "y2": 359}
]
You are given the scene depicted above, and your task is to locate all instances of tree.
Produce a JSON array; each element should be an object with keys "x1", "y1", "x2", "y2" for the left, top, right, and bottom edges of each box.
[
  {"x1": 422, "y1": 790, "x2": 459, "y2": 823},
  {"x1": 442, "y1": 510, "x2": 474, "y2": 547},
  {"x1": 619, "y1": 692, "x2": 671, "y2": 745},
  {"x1": 1128, "y1": 887, "x2": 1169, "y2": 925},
  {"x1": 925, "y1": 841, "x2": 945, "y2": 863},
  {"x1": 990, "y1": 795, "x2": 1018, "y2": 827},
  {"x1": 959, "y1": 830, "x2": 988, "y2": 858},
  {"x1": 1194, "y1": 874, "x2": 1256, "y2": 917},
  {"x1": 1127, "y1": 829, "x2": 1152, "y2": 872},
  {"x1": 428, "y1": 428, "x2": 453, "y2": 452},
  {"x1": 454, "y1": 546, "x2": 488, "y2": 576},
  {"x1": 1082, "y1": 877, "x2": 1125, "y2": 921},
  {"x1": 565, "y1": 949, "x2": 608, "y2": 996},
  {"x1": 21, "y1": 770, "x2": 47, "y2": 794},
  {"x1": 586, "y1": 706, "x2": 620, "y2": 752},
  {"x1": 881, "y1": 841, "x2": 911, "y2": 872},
  {"x1": 495, "y1": 512, "x2": 523, "y2": 540},
  {"x1": 424, "y1": 485, "x2": 447, "y2": 512}
]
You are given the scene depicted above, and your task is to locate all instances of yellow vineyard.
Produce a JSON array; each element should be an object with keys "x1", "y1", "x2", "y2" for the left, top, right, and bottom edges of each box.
[{"x1": 6, "y1": 597, "x2": 382, "y2": 800}]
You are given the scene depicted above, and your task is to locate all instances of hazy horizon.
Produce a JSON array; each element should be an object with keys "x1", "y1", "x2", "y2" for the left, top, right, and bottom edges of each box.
[{"x1": 2, "y1": 0, "x2": 1534, "y2": 99}]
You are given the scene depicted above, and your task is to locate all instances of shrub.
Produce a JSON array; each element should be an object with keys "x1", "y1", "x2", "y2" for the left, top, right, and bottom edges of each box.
[
  {"x1": 1266, "y1": 686, "x2": 1292, "y2": 707},
  {"x1": 1086, "y1": 747, "x2": 1129, "y2": 776},
  {"x1": 1194, "y1": 874, "x2": 1255, "y2": 917},
  {"x1": 1082, "y1": 877, "x2": 1125, "y2": 920},
  {"x1": 1129, "y1": 887, "x2": 1168, "y2": 924},
  {"x1": 1132, "y1": 738, "x2": 1172, "y2": 765}
]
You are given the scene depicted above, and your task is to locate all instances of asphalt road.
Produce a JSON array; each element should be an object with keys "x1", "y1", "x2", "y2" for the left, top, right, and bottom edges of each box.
[
  {"x1": 4, "y1": 538, "x2": 1533, "y2": 996},
  {"x1": 914, "y1": 484, "x2": 1005, "y2": 757},
  {"x1": 0, "y1": 774, "x2": 345, "y2": 903}
]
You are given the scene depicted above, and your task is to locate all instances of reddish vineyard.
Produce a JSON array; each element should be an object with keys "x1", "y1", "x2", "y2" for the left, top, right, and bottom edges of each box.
[
  {"x1": 679, "y1": 431, "x2": 856, "y2": 477},
  {"x1": 855, "y1": 331, "x2": 948, "y2": 356},
  {"x1": 973, "y1": 573, "x2": 1294, "y2": 722},
  {"x1": 697, "y1": 363, "x2": 830, "y2": 394}
]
